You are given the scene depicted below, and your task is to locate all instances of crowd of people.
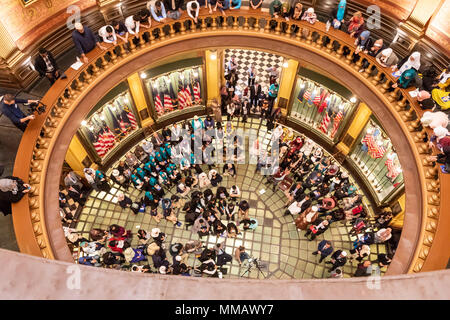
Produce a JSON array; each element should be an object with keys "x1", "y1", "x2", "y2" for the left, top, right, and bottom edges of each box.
[{"x1": 58, "y1": 107, "x2": 396, "y2": 278}]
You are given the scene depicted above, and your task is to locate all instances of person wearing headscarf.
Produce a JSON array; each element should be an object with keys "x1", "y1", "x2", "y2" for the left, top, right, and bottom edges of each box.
[
  {"x1": 393, "y1": 68, "x2": 419, "y2": 89},
  {"x1": 301, "y1": 7, "x2": 317, "y2": 24},
  {"x1": 346, "y1": 11, "x2": 364, "y2": 37},
  {"x1": 280, "y1": 2, "x2": 292, "y2": 20},
  {"x1": 0, "y1": 176, "x2": 30, "y2": 216},
  {"x1": 376, "y1": 48, "x2": 399, "y2": 68},
  {"x1": 330, "y1": 0, "x2": 346, "y2": 29},
  {"x1": 416, "y1": 90, "x2": 435, "y2": 110},
  {"x1": 394, "y1": 51, "x2": 421, "y2": 74}
]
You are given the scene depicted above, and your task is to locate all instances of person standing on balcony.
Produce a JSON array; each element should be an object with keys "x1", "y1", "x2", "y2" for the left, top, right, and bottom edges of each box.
[
  {"x1": 72, "y1": 23, "x2": 106, "y2": 64},
  {"x1": 249, "y1": 0, "x2": 262, "y2": 10},
  {"x1": 230, "y1": 0, "x2": 241, "y2": 10},
  {"x1": 111, "y1": 20, "x2": 129, "y2": 42},
  {"x1": 186, "y1": 1, "x2": 200, "y2": 24},
  {"x1": 33, "y1": 48, "x2": 66, "y2": 85},
  {"x1": 269, "y1": 0, "x2": 282, "y2": 18},
  {"x1": 150, "y1": 1, "x2": 167, "y2": 22},
  {"x1": 98, "y1": 25, "x2": 117, "y2": 45},
  {"x1": 164, "y1": 0, "x2": 184, "y2": 20},
  {"x1": 125, "y1": 14, "x2": 141, "y2": 36},
  {"x1": 0, "y1": 94, "x2": 38, "y2": 132},
  {"x1": 0, "y1": 176, "x2": 31, "y2": 216},
  {"x1": 330, "y1": 0, "x2": 346, "y2": 30}
]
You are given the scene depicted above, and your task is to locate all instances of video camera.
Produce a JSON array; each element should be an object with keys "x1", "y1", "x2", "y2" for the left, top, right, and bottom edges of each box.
[{"x1": 26, "y1": 101, "x2": 46, "y2": 115}]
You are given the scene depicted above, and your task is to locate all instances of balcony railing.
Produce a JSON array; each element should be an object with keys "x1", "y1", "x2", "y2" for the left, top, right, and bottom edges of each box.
[{"x1": 12, "y1": 9, "x2": 445, "y2": 274}]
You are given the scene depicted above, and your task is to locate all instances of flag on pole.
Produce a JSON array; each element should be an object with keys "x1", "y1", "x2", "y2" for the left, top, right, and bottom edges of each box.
[
  {"x1": 313, "y1": 88, "x2": 322, "y2": 106},
  {"x1": 126, "y1": 109, "x2": 137, "y2": 129},
  {"x1": 362, "y1": 133, "x2": 386, "y2": 159},
  {"x1": 303, "y1": 87, "x2": 311, "y2": 102},
  {"x1": 330, "y1": 110, "x2": 344, "y2": 138},
  {"x1": 93, "y1": 131, "x2": 107, "y2": 157},
  {"x1": 385, "y1": 158, "x2": 399, "y2": 179},
  {"x1": 185, "y1": 85, "x2": 193, "y2": 106},
  {"x1": 193, "y1": 82, "x2": 201, "y2": 103},
  {"x1": 164, "y1": 94, "x2": 174, "y2": 111},
  {"x1": 317, "y1": 92, "x2": 329, "y2": 113},
  {"x1": 319, "y1": 112, "x2": 331, "y2": 133}
]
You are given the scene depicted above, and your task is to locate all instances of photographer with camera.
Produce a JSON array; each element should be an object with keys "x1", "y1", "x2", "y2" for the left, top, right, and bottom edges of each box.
[{"x1": 1, "y1": 94, "x2": 39, "y2": 132}]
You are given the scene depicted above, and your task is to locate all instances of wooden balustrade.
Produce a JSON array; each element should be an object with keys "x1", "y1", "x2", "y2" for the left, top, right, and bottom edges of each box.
[{"x1": 12, "y1": 8, "x2": 444, "y2": 274}]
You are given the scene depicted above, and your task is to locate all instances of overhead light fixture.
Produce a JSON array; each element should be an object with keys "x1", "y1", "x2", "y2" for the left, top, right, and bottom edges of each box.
[
  {"x1": 282, "y1": 61, "x2": 289, "y2": 68},
  {"x1": 193, "y1": 71, "x2": 199, "y2": 77},
  {"x1": 100, "y1": 114, "x2": 105, "y2": 120},
  {"x1": 210, "y1": 52, "x2": 217, "y2": 60},
  {"x1": 180, "y1": 73, "x2": 184, "y2": 79},
  {"x1": 81, "y1": 120, "x2": 87, "y2": 126},
  {"x1": 140, "y1": 73, "x2": 147, "y2": 79},
  {"x1": 338, "y1": 104, "x2": 344, "y2": 110},
  {"x1": 300, "y1": 83, "x2": 305, "y2": 88},
  {"x1": 124, "y1": 97, "x2": 129, "y2": 103},
  {"x1": 153, "y1": 83, "x2": 158, "y2": 89},
  {"x1": 350, "y1": 96, "x2": 357, "y2": 103}
]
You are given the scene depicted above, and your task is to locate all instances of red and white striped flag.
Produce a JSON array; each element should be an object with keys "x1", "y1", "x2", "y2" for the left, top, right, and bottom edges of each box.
[
  {"x1": 164, "y1": 94, "x2": 174, "y2": 111},
  {"x1": 185, "y1": 86, "x2": 193, "y2": 106},
  {"x1": 127, "y1": 111, "x2": 137, "y2": 129},
  {"x1": 303, "y1": 89, "x2": 311, "y2": 101},
  {"x1": 93, "y1": 133, "x2": 106, "y2": 157},
  {"x1": 319, "y1": 112, "x2": 331, "y2": 134},
  {"x1": 313, "y1": 89, "x2": 322, "y2": 106},
  {"x1": 330, "y1": 111, "x2": 344, "y2": 138},
  {"x1": 177, "y1": 90, "x2": 186, "y2": 109},
  {"x1": 105, "y1": 128, "x2": 116, "y2": 150},
  {"x1": 363, "y1": 133, "x2": 386, "y2": 159},
  {"x1": 155, "y1": 95, "x2": 164, "y2": 115},
  {"x1": 193, "y1": 82, "x2": 201, "y2": 103},
  {"x1": 385, "y1": 158, "x2": 400, "y2": 179}
]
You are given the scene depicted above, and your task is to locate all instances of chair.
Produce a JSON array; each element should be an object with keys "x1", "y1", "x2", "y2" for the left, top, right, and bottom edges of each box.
[{"x1": 278, "y1": 176, "x2": 294, "y2": 192}]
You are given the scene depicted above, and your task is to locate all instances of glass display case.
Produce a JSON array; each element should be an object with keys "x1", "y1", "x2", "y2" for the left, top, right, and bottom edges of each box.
[
  {"x1": 349, "y1": 118, "x2": 404, "y2": 203},
  {"x1": 144, "y1": 65, "x2": 204, "y2": 120},
  {"x1": 78, "y1": 90, "x2": 139, "y2": 160},
  {"x1": 289, "y1": 76, "x2": 355, "y2": 142}
]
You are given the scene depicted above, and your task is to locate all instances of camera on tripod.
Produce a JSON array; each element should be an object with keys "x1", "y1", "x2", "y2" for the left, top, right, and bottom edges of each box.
[{"x1": 26, "y1": 101, "x2": 46, "y2": 115}]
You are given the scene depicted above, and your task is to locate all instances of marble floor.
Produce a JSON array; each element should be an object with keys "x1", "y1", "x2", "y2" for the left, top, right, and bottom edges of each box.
[{"x1": 73, "y1": 116, "x2": 388, "y2": 279}]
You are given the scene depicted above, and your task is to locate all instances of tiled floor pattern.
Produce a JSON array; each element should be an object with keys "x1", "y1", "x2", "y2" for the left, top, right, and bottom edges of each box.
[
  {"x1": 224, "y1": 48, "x2": 284, "y2": 93},
  {"x1": 73, "y1": 117, "x2": 388, "y2": 279}
]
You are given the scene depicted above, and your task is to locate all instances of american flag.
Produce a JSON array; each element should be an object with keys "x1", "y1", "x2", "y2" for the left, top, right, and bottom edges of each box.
[
  {"x1": 193, "y1": 82, "x2": 201, "y2": 103},
  {"x1": 362, "y1": 133, "x2": 386, "y2": 159},
  {"x1": 385, "y1": 158, "x2": 399, "y2": 179},
  {"x1": 164, "y1": 94, "x2": 174, "y2": 111},
  {"x1": 330, "y1": 111, "x2": 344, "y2": 138},
  {"x1": 155, "y1": 94, "x2": 164, "y2": 115},
  {"x1": 104, "y1": 127, "x2": 116, "y2": 150},
  {"x1": 313, "y1": 89, "x2": 322, "y2": 106},
  {"x1": 93, "y1": 132, "x2": 107, "y2": 157},
  {"x1": 185, "y1": 86, "x2": 193, "y2": 106},
  {"x1": 127, "y1": 111, "x2": 137, "y2": 129},
  {"x1": 177, "y1": 89, "x2": 186, "y2": 109},
  {"x1": 319, "y1": 112, "x2": 331, "y2": 134},
  {"x1": 303, "y1": 88, "x2": 311, "y2": 102},
  {"x1": 318, "y1": 92, "x2": 329, "y2": 113}
]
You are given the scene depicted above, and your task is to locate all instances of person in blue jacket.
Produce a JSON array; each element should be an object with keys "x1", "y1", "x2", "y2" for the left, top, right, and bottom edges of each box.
[
  {"x1": 312, "y1": 240, "x2": 334, "y2": 263},
  {"x1": 1, "y1": 94, "x2": 39, "y2": 132}
]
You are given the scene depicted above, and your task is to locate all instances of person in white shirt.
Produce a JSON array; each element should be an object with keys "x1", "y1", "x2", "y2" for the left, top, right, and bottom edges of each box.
[
  {"x1": 125, "y1": 14, "x2": 141, "y2": 35},
  {"x1": 98, "y1": 25, "x2": 117, "y2": 45},
  {"x1": 187, "y1": 1, "x2": 200, "y2": 23},
  {"x1": 229, "y1": 185, "x2": 241, "y2": 200},
  {"x1": 149, "y1": 1, "x2": 167, "y2": 22}
]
